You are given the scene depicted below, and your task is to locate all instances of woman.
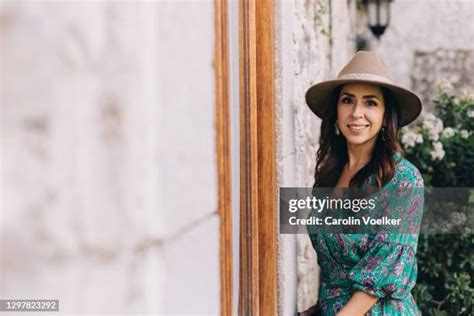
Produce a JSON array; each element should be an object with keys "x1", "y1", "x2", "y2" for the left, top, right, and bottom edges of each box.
[{"x1": 302, "y1": 51, "x2": 424, "y2": 315}]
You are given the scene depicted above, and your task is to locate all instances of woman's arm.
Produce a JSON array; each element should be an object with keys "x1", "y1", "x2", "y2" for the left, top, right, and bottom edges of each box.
[{"x1": 336, "y1": 291, "x2": 378, "y2": 316}]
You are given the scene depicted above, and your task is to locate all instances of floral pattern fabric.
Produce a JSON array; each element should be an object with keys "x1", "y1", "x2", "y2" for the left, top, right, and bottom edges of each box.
[{"x1": 309, "y1": 157, "x2": 424, "y2": 315}]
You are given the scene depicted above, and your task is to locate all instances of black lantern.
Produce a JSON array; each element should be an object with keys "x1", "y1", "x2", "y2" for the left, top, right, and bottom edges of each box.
[{"x1": 362, "y1": 0, "x2": 394, "y2": 39}]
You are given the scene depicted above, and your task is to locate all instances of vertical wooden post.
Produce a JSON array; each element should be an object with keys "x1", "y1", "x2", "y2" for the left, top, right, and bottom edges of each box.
[
  {"x1": 214, "y1": 0, "x2": 233, "y2": 315},
  {"x1": 239, "y1": 0, "x2": 259, "y2": 314},
  {"x1": 256, "y1": 1, "x2": 277, "y2": 313},
  {"x1": 239, "y1": 0, "x2": 276, "y2": 315}
]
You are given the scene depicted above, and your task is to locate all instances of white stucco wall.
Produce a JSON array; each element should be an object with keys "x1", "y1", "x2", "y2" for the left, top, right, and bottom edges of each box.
[
  {"x1": 275, "y1": 0, "x2": 356, "y2": 313},
  {"x1": 363, "y1": 0, "x2": 474, "y2": 107},
  {"x1": 1, "y1": 1, "x2": 219, "y2": 314}
]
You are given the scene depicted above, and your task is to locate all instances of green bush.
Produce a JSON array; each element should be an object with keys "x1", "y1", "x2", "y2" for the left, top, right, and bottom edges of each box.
[{"x1": 400, "y1": 82, "x2": 474, "y2": 315}]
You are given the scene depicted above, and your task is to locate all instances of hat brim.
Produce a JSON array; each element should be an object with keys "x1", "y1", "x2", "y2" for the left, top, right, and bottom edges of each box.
[{"x1": 305, "y1": 78, "x2": 422, "y2": 127}]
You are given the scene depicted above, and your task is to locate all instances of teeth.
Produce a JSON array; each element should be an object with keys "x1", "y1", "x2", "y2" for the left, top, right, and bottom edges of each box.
[{"x1": 348, "y1": 125, "x2": 369, "y2": 131}]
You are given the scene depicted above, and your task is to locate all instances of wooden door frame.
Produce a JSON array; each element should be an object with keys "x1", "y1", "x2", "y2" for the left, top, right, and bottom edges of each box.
[
  {"x1": 239, "y1": 0, "x2": 277, "y2": 315},
  {"x1": 214, "y1": 0, "x2": 233, "y2": 315},
  {"x1": 215, "y1": 0, "x2": 277, "y2": 314}
]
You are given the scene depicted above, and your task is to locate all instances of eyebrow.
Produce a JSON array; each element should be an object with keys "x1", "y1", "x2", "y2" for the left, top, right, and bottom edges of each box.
[{"x1": 340, "y1": 93, "x2": 382, "y2": 100}]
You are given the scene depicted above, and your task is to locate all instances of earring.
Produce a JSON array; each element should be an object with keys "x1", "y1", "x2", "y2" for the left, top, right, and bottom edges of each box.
[
  {"x1": 381, "y1": 127, "x2": 386, "y2": 141},
  {"x1": 335, "y1": 120, "x2": 340, "y2": 136}
]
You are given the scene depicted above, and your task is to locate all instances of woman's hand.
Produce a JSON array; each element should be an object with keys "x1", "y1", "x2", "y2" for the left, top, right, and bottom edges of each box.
[
  {"x1": 336, "y1": 312, "x2": 358, "y2": 316},
  {"x1": 336, "y1": 311, "x2": 364, "y2": 316},
  {"x1": 336, "y1": 291, "x2": 378, "y2": 316}
]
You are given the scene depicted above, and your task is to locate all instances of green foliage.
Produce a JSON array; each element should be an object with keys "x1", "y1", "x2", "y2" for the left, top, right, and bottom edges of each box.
[
  {"x1": 400, "y1": 86, "x2": 474, "y2": 315},
  {"x1": 314, "y1": 0, "x2": 332, "y2": 39}
]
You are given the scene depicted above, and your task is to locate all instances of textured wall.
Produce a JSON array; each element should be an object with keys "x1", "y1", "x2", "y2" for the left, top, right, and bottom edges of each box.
[
  {"x1": 361, "y1": 0, "x2": 474, "y2": 109},
  {"x1": 412, "y1": 49, "x2": 474, "y2": 110},
  {"x1": 0, "y1": 1, "x2": 219, "y2": 314},
  {"x1": 275, "y1": 0, "x2": 356, "y2": 313}
]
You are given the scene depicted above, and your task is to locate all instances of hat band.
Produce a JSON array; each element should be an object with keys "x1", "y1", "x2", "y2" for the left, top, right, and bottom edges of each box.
[{"x1": 337, "y1": 73, "x2": 393, "y2": 84}]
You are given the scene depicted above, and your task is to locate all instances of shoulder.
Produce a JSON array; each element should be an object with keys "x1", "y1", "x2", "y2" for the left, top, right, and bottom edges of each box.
[{"x1": 391, "y1": 155, "x2": 424, "y2": 188}]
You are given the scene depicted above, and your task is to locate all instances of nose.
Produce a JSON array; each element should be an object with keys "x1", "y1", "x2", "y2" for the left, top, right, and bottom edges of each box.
[{"x1": 350, "y1": 102, "x2": 364, "y2": 119}]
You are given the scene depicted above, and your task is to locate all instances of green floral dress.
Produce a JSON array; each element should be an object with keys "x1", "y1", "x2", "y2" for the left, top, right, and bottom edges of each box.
[{"x1": 308, "y1": 156, "x2": 424, "y2": 315}]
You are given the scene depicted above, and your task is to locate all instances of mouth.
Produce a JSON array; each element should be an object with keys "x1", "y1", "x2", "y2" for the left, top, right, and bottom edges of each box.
[{"x1": 347, "y1": 124, "x2": 370, "y2": 132}]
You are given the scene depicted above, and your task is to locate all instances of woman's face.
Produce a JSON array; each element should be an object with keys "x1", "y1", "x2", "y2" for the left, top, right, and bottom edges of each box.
[{"x1": 336, "y1": 83, "x2": 386, "y2": 146}]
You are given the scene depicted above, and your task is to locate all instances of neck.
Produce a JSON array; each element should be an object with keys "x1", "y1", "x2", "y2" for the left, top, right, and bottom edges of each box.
[{"x1": 345, "y1": 139, "x2": 377, "y2": 170}]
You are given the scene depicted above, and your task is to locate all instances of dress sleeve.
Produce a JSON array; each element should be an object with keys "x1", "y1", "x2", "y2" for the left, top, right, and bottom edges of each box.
[
  {"x1": 348, "y1": 163, "x2": 424, "y2": 299},
  {"x1": 348, "y1": 233, "x2": 419, "y2": 299}
]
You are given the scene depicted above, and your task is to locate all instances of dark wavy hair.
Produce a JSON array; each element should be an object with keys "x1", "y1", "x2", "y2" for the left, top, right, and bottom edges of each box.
[{"x1": 313, "y1": 84, "x2": 402, "y2": 189}]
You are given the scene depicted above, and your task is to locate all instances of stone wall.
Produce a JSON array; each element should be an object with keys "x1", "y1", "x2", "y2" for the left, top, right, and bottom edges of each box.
[
  {"x1": 358, "y1": 0, "x2": 474, "y2": 111},
  {"x1": 412, "y1": 49, "x2": 474, "y2": 110},
  {"x1": 0, "y1": 1, "x2": 219, "y2": 314},
  {"x1": 275, "y1": 0, "x2": 356, "y2": 313}
]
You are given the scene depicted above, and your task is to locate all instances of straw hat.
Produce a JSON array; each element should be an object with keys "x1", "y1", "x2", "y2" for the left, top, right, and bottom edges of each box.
[{"x1": 305, "y1": 51, "x2": 422, "y2": 127}]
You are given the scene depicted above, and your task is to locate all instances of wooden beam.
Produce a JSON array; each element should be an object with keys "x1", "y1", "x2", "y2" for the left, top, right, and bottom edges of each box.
[
  {"x1": 239, "y1": 0, "x2": 259, "y2": 314},
  {"x1": 239, "y1": 0, "x2": 276, "y2": 314},
  {"x1": 256, "y1": 0, "x2": 277, "y2": 314},
  {"x1": 214, "y1": 0, "x2": 233, "y2": 315}
]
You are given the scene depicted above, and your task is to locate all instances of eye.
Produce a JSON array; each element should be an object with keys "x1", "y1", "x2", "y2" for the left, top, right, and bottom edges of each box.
[
  {"x1": 340, "y1": 97, "x2": 353, "y2": 104},
  {"x1": 367, "y1": 100, "x2": 378, "y2": 106}
]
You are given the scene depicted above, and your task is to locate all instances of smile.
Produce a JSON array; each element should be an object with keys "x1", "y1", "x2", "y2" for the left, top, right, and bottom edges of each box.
[{"x1": 347, "y1": 124, "x2": 370, "y2": 132}]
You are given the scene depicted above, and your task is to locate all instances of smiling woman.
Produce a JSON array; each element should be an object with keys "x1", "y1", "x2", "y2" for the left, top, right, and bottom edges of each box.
[
  {"x1": 336, "y1": 84, "x2": 386, "y2": 176},
  {"x1": 337, "y1": 84, "x2": 386, "y2": 144},
  {"x1": 301, "y1": 51, "x2": 425, "y2": 316},
  {"x1": 311, "y1": 82, "x2": 403, "y2": 190}
]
